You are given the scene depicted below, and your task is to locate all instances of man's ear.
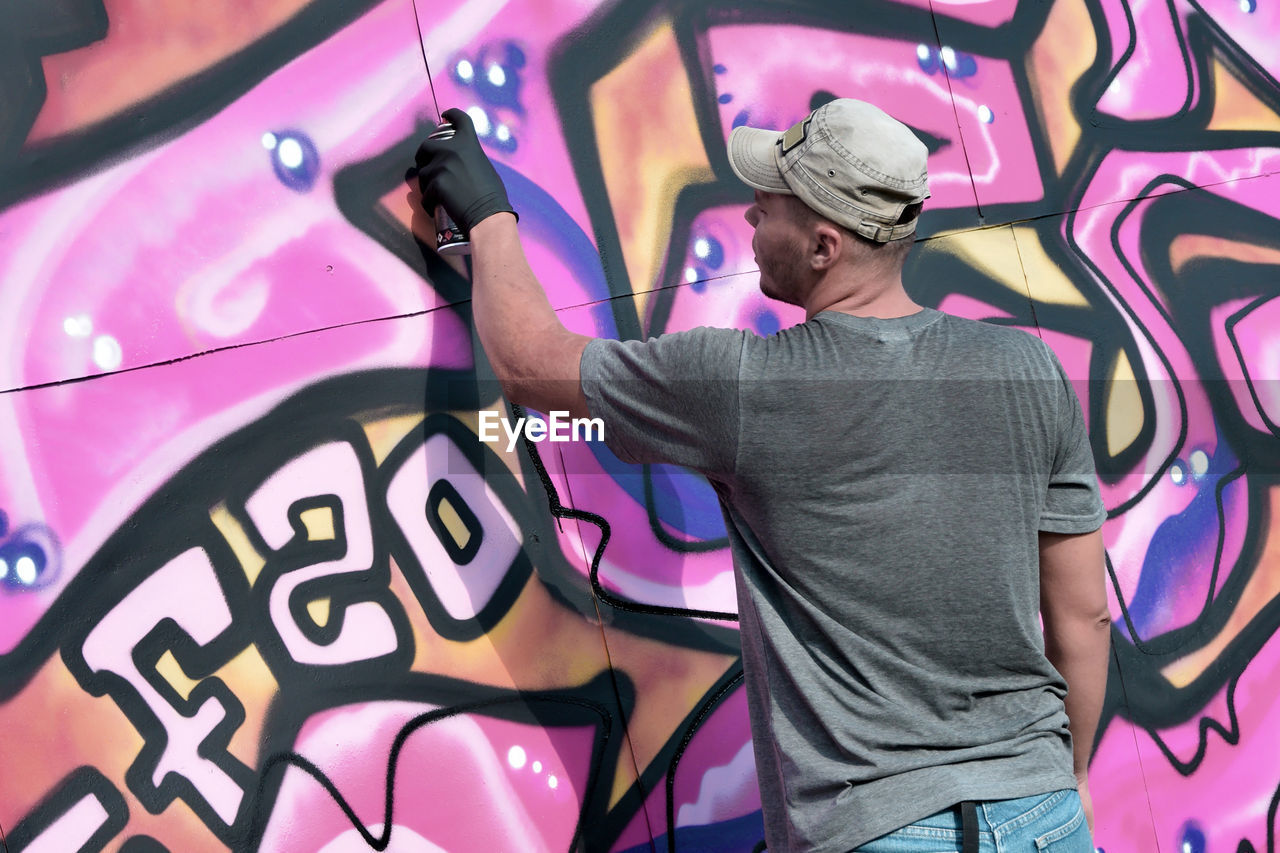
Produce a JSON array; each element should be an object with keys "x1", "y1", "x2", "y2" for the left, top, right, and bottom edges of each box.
[{"x1": 811, "y1": 222, "x2": 844, "y2": 270}]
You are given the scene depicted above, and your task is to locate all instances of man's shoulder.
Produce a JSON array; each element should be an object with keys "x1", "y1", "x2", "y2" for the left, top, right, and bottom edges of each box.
[
  {"x1": 934, "y1": 311, "x2": 1040, "y2": 342},
  {"x1": 933, "y1": 312, "x2": 1056, "y2": 357},
  {"x1": 586, "y1": 325, "x2": 748, "y2": 378}
]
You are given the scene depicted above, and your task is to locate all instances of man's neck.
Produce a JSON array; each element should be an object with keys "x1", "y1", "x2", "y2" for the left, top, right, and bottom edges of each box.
[{"x1": 803, "y1": 270, "x2": 921, "y2": 320}]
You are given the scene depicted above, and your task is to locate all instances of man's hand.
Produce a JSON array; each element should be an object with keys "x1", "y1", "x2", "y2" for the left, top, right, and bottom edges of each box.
[
  {"x1": 415, "y1": 108, "x2": 591, "y2": 417},
  {"x1": 415, "y1": 108, "x2": 516, "y2": 232}
]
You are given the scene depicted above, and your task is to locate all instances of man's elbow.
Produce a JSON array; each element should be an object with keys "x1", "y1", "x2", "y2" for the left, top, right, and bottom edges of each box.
[
  {"x1": 1044, "y1": 606, "x2": 1112, "y2": 642},
  {"x1": 484, "y1": 336, "x2": 545, "y2": 405},
  {"x1": 494, "y1": 332, "x2": 591, "y2": 414},
  {"x1": 499, "y1": 377, "x2": 535, "y2": 409},
  {"x1": 490, "y1": 364, "x2": 587, "y2": 420}
]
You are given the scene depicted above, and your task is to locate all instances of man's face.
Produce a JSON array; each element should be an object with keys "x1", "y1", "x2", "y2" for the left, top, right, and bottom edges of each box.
[{"x1": 743, "y1": 190, "x2": 811, "y2": 306}]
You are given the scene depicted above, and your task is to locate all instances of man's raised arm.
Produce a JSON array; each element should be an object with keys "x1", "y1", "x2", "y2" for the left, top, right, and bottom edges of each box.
[{"x1": 417, "y1": 108, "x2": 592, "y2": 419}]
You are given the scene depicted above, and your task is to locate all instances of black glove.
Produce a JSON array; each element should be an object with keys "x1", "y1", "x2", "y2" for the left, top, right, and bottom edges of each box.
[{"x1": 415, "y1": 108, "x2": 517, "y2": 231}]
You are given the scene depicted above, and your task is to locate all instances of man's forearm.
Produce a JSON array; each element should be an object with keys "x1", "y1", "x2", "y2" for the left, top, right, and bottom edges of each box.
[
  {"x1": 468, "y1": 214, "x2": 590, "y2": 414},
  {"x1": 469, "y1": 214, "x2": 556, "y2": 367},
  {"x1": 416, "y1": 109, "x2": 591, "y2": 414},
  {"x1": 1040, "y1": 528, "x2": 1110, "y2": 780},
  {"x1": 1044, "y1": 616, "x2": 1110, "y2": 776}
]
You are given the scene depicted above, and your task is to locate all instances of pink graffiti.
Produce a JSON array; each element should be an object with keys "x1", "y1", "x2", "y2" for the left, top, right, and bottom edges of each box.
[
  {"x1": 1091, "y1": 623, "x2": 1280, "y2": 850},
  {"x1": 1094, "y1": 0, "x2": 1200, "y2": 121},
  {"x1": 384, "y1": 431, "x2": 524, "y2": 620},
  {"x1": 1213, "y1": 295, "x2": 1280, "y2": 435},
  {"x1": 259, "y1": 700, "x2": 596, "y2": 851},
  {"x1": 1070, "y1": 150, "x2": 1280, "y2": 635},
  {"x1": 0, "y1": 309, "x2": 471, "y2": 656},
  {"x1": 16, "y1": 793, "x2": 115, "y2": 853}
]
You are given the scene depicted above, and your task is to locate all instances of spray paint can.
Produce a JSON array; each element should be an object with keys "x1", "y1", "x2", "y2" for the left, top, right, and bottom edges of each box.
[{"x1": 427, "y1": 123, "x2": 471, "y2": 256}]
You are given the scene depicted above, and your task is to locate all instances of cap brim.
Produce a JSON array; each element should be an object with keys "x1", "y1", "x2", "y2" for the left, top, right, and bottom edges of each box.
[{"x1": 728, "y1": 126, "x2": 791, "y2": 194}]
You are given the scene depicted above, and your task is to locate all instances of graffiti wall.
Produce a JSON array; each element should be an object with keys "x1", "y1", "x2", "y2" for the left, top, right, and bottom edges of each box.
[{"x1": 2, "y1": 0, "x2": 1278, "y2": 850}]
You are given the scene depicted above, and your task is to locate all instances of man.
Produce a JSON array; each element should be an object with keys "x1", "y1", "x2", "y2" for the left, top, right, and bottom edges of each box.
[{"x1": 417, "y1": 98, "x2": 1110, "y2": 852}]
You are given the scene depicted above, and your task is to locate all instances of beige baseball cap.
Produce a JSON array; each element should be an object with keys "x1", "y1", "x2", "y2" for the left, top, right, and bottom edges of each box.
[{"x1": 728, "y1": 98, "x2": 931, "y2": 242}]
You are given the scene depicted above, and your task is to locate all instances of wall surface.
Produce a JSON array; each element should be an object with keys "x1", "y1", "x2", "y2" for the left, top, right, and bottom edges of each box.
[{"x1": 1, "y1": 0, "x2": 1279, "y2": 850}]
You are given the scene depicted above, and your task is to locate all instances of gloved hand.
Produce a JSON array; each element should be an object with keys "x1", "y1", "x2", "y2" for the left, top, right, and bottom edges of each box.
[{"x1": 415, "y1": 108, "x2": 517, "y2": 231}]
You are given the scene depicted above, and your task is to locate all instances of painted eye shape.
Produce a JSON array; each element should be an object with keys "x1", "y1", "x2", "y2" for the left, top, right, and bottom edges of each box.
[
  {"x1": 754, "y1": 307, "x2": 780, "y2": 336},
  {"x1": 450, "y1": 42, "x2": 526, "y2": 152},
  {"x1": 471, "y1": 42, "x2": 526, "y2": 108},
  {"x1": 0, "y1": 523, "x2": 59, "y2": 591},
  {"x1": 686, "y1": 233, "x2": 727, "y2": 293},
  {"x1": 262, "y1": 130, "x2": 321, "y2": 192},
  {"x1": 915, "y1": 44, "x2": 977, "y2": 78}
]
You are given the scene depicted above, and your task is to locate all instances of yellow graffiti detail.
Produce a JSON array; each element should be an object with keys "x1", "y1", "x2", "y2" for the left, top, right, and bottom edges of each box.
[
  {"x1": 1208, "y1": 58, "x2": 1280, "y2": 133},
  {"x1": 299, "y1": 506, "x2": 335, "y2": 541},
  {"x1": 362, "y1": 412, "x2": 425, "y2": 465},
  {"x1": 1106, "y1": 351, "x2": 1143, "y2": 457},
  {"x1": 210, "y1": 503, "x2": 266, "y2": 587},
  {"x1": 221, "y1": 644, "x2": 276, "y2": 769},
  {"x1": 306, "y1": 597, "x2": 331, "y2": 627},
  {"x1": 1027, "y1": 0, "x2": 1095, "y2": 174},
  {"x1": 435, "y1": 495, "x2": 472, "y2": 550},
  {"x1": 1013, "y1": 227, "x2": 1090, "y2": 307},
  {"x1": 591, "y1": 20, "x2": 714, "y2": 314},
  {"x1": 926, "y1": 226, "x2": 1028, "y2": 300},
  {"x1": 156, "y1": 650, "x2": 200, "y2": 702}
]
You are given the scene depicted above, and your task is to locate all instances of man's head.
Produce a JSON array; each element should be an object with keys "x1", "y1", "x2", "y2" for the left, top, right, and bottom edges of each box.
[
  {"x1": 728, "y1": 98, "x2": 930, "y2": 243},
  {"x1": 729, "y1": 99, "x2": 930, "y2": 310}
]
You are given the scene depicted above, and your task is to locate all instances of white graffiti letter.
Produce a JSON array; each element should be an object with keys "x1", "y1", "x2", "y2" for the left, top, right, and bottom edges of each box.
[
  {"x1": 245, "y1": 441, "x2": 397, "y2": 665},
  {"x1": 80, "y1": 548, "x2": 243, "y2": 828}
]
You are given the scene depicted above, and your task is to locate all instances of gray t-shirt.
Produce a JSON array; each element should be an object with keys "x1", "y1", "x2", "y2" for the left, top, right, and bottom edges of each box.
[{"x1": 580, "y1": 308, "x2": 1106, "y2": 852}]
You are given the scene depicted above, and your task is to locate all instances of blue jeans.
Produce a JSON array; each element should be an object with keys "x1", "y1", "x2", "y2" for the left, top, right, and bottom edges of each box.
[{"x1": 853, "y1": 790, "x2": 1093, "y2": 852}]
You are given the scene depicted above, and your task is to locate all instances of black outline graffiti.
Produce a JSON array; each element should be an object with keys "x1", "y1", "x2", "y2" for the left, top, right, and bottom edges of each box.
[
  {"x1": 0, "y1": 0, "x2": 384, "y2": 211},
  {"x1": 5, "y1": 766, "x2": 128, "y2": 853},
  {"x1": 220, "y1": 416, "x2": 418, "y2": 680},
  {"x1": 330, "y1": 132, "x2": 754, "y2": 850},
  {"x1": 1084, "y1": 0, "x2": 1200, "y2": 130},
  {"x1": 333, "y1": 130, "x2": 745, "y2": 650},
  {"x1": 516, "y1": 403, "x2": 739, "y2": 623},
  {"x1": 663, "y1": 667, "x2": 752, "y2": 853},
  {"x1": 1141, "y1": 184, "x2": 1280, "y2": 454},
  {"x1": 57, "y1": 513, "x2": 257, "y2": 845},
  {"x1": 118, "y1": 837, "x2": 171, "y2": 853},
  {"x1": 0, "y1": 0, "x2": 108, "y2": 162},
  {"x1": 425, "y1": 477, "x2": 486, "y2": 565},
  {"x1": 373, "y1": 413, "x2": 537, "y2": 642},
  {"x1": 641, "y1": 463, "x2": 730, "y2": 554},
  {"x1": 244, "y1": 674, "x2": 625, "y2": 852},
  {"x1": 1227, "y1": 296, "x2": 1280, "y2": 438}
]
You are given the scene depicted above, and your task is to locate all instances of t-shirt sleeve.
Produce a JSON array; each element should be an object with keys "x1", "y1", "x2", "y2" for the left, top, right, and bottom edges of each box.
[
  {"x1": 1040, "y1": 344, "x2": 1107, "y2": 533},
  {"x1": 579, "y1": 327, "x2": 746, "y2": 476}
]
